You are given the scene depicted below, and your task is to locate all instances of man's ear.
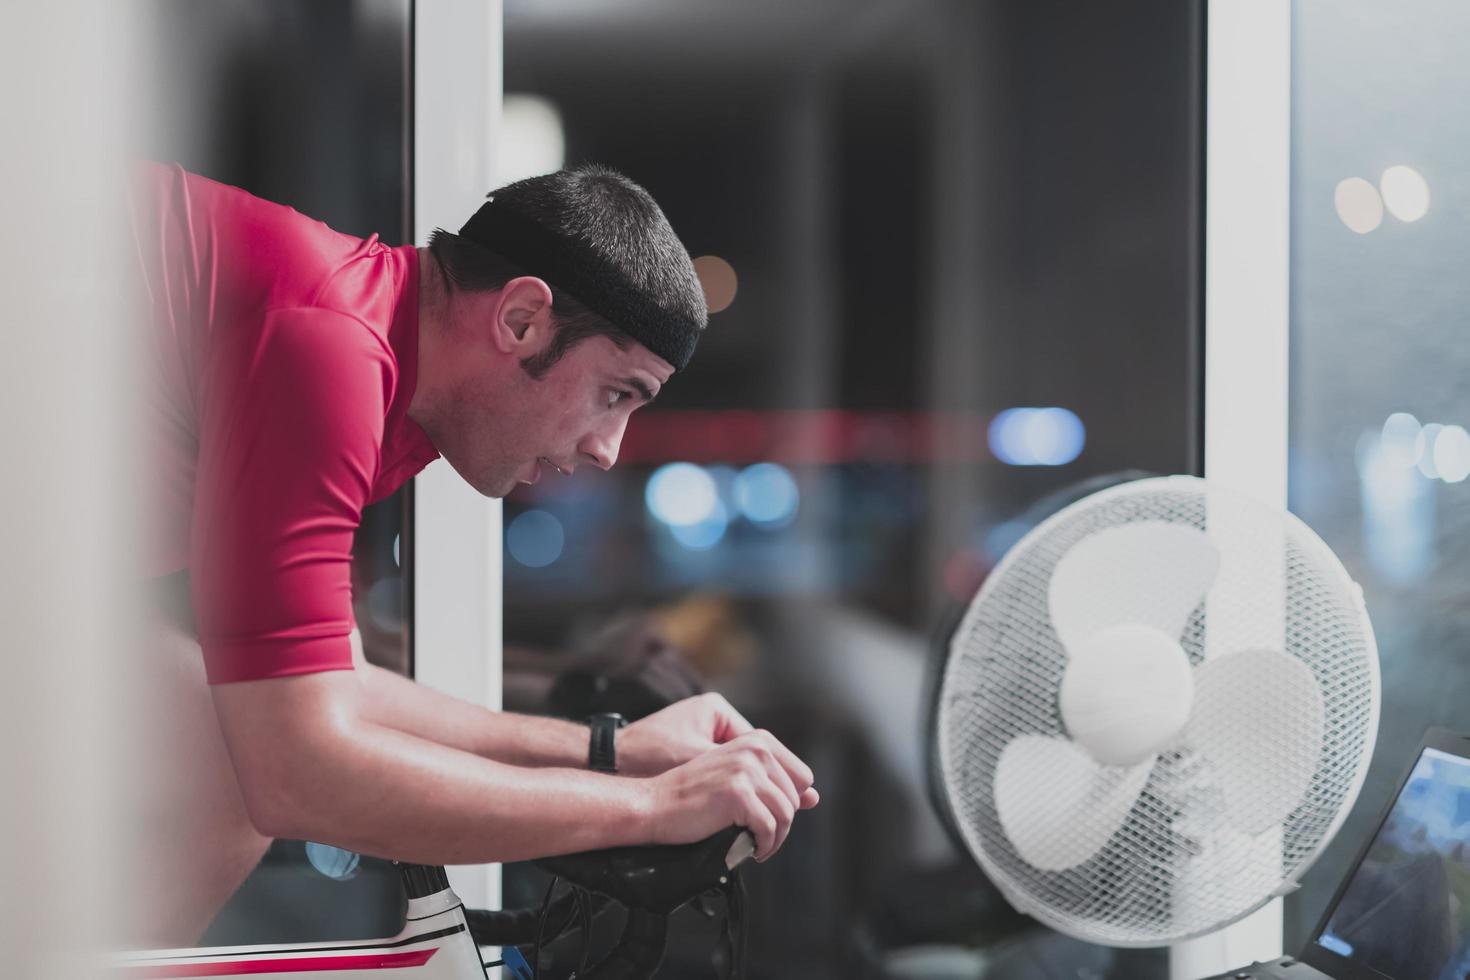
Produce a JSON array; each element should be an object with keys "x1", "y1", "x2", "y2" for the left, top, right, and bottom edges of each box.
[{"x1": 490, "y1": 276, "x2": 555, "y2": 355}]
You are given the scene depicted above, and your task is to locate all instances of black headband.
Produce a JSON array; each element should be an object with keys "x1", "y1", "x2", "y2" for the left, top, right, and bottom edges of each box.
[{"x1": 459, "y1": 198, "x2": 704, "y2": 371}]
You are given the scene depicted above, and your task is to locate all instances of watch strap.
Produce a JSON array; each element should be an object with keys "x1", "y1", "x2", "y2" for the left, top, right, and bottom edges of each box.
[{"x1": 588, "y1": 712, "x2": 626, "y2": 773}]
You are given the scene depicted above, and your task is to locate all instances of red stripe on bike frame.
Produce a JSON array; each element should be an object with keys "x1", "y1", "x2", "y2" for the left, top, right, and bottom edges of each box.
[{"x1": 119, "y1": 946, "x2": 438, "y2": 977}]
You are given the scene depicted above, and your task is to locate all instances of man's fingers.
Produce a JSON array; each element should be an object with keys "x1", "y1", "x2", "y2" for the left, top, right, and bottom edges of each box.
[
  {"x1": 747, "y1": 729, "x2": 814, "y2": 792},
  {"x1": 761, "y1": 748, "x2": 802, "y2": 815},
  {"x1": 749, "y1": 776, "x2": 795, "y2": 859},
  {"x1": 741, "y1": 793, "x2": 779, "y2": 861},
  {"x1": 799, "y1": 786, "x2": 820, "y2": 809}
]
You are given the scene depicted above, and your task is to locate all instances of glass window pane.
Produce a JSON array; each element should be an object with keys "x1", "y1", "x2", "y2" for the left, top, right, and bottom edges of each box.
[{"x1": 1287, "y1": 0, "x2": 1470, "y2": 950}]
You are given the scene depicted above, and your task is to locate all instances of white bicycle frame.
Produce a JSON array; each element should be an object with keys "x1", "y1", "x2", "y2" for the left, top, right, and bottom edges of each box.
[{"x1": 112, "y1": 877, "x2": 489, "y2": 980}]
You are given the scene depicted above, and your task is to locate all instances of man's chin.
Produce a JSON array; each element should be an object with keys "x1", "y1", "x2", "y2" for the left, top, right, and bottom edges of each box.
[
  {"x1": 438, "y1": 453, "x2": 515, "y2": 499},
  {"x1": 462, "y1": 475, "x2": 511, "y2": 499},
  {"x1": 485, "y1": 474, "x2": 519, "y2": 499}
]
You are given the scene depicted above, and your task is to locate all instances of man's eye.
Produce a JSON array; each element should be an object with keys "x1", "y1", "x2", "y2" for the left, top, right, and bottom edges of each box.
[{"x1": 607, "y1": 389, "x2": 632, "y2": 408}]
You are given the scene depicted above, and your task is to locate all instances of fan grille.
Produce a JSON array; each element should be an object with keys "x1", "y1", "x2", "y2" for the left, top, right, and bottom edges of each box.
[{"x1": 937, "y1": 476, "x2": 1378, "y2": 946}]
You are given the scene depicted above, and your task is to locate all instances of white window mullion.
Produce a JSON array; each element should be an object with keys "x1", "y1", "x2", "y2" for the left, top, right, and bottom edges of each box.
[
  {"x1": 412, "y1": 0, "x2": 504, "y2": 914},
  {"x1": 1174, "y1": 1, "x2": 1293, "y2": 977}
]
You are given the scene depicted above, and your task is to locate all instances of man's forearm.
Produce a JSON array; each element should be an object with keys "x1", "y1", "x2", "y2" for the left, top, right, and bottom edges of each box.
[
  {"x1": 359, "y1": 662, "x2": 588, "y2": 768},
  {"x1": 216, "y1": 674, "x2": 651, "y2": 865}
]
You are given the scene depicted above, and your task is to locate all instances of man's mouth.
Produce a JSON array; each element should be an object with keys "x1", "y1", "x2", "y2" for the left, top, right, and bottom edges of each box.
[{"x1": 519, "y1": 457, "x2": 567, "y2": 486}]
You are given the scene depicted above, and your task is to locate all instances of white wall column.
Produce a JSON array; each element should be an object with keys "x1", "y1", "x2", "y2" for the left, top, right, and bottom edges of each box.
[
  {"x1": 1173, "y1": 1, "x2": 1292, "y2": 977},
  {"x1": 413, "y1": 0, "x2": 504, "y2": 914}
]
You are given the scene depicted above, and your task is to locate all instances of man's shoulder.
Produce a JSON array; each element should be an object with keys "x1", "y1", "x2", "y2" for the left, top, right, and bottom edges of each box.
[
  {"x1": 253, "y1": 306, "x2": 394, "y2": 374},
  {"x1": 137, "y1": 159, "x2": 387, "y2": 310}
]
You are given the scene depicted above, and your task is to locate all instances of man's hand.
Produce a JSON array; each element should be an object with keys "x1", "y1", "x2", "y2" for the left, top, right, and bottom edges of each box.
[
  {"x1": 642, "y1": 730, "x2": 820, "y2": 862},
  {"x1": 616, "y1": 692, "x2": 748, "y2": 776},
  {"x1": 619, "y1": 693, "x2": 817, "y2": 806}
]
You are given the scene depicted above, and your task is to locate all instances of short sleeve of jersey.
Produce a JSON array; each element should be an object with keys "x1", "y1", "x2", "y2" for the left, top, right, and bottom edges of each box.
[{"x1": 190, "y1": 307, "x2": 394, "y2": 684}]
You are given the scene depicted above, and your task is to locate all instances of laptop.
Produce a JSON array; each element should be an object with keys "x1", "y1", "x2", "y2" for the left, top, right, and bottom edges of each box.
[{"x1": 1200, "y1": 727, "x2": 1470, "y2": 980}]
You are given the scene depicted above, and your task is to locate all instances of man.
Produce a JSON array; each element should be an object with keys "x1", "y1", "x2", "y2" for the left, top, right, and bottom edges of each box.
[{"x1": 131, "y1": 162, "x2": 818, "y2": 945}]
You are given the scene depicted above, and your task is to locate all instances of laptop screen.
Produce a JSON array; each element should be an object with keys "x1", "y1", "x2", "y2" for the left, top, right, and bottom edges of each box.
[{"x1": 1313, "y1": 745, "x2": 1470, "y2": 980}]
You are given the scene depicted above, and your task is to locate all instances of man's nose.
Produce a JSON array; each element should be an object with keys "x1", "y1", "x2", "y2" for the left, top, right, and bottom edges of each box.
[{"x1": 579, "y1": 414, "x2": 628, "y2": 471}]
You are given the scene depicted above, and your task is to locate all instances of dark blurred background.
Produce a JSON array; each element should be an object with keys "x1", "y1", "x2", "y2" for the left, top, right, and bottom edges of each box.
[{"x1": 497, "y1": 2, "x2": 1203, "y2": 977}]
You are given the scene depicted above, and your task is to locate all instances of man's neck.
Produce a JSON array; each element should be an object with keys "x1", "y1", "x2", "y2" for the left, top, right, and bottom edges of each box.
[{"x1": 409, "y1": 247, "x2": 446, "y2": 424}]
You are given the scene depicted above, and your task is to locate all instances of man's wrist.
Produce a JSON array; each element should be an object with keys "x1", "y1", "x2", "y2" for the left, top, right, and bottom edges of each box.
[{"x1": 623, "y1": 770, "x2": 660, "y2": 845}]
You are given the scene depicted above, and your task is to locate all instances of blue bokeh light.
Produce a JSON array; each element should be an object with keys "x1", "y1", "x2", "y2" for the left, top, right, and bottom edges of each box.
[
  {"x1": 1356, "y1": 430, "x2": 1433, "y2": 585},
  {"x1": 506, "y1": 509, "x2": 565, "y2": 568},
  {"x1": 645, "y1": 463, "x2": 719, "y2": 526},
  {"x1": 668, "y1": 500, "x2": 730, "y2": 550},
  {"x1": 988, "y1": 407, "x2": 1086, "y2": 466},
  {"x1": 734, "y1": 463, "x2": 799, "y2": 527}
]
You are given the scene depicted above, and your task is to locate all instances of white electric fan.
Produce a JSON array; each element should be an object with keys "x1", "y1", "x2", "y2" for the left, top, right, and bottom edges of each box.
[{"x1": 936, "y1": 475, "x2": 1379, "y2": 948}]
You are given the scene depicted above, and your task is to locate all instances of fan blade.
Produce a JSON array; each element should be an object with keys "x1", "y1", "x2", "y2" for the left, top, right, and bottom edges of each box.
[
  {"x1": 1049, "y1": 523, "x2": 1220, "y2": 653},
  {"x1": 994, "y1": 734, "x2": 1153, "y2": 872},
  {"x1": 1186, "y1": 648, "x2": 1326, "y2": 836}
]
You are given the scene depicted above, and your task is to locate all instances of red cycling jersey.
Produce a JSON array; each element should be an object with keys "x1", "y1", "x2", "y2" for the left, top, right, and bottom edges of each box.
[{"x1": 131, "y1": 162, "x2": 440, "y2": 683}]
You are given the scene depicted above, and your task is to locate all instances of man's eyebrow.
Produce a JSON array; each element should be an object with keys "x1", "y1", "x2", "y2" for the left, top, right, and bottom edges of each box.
[{"x1": 623, "y1": 377, "x2": 657, "y2": 402}]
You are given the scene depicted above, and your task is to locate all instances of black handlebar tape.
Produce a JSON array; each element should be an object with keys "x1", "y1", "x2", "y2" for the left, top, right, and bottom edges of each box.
[
  {"x1": 578, "y1": 908, "x2": 668, "y2": 980},
  {"x1": 535, "y1": 825, "x2": 747, "y2": 914},
  {"x1": 397, "y1": 863, "x2": 450, "y2": 900},
  {"x1": 464, "y1": 892, "x2": 585, "y2": 948}
]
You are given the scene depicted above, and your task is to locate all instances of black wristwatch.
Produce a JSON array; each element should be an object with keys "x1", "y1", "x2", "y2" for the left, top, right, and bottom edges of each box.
[{"x1": 587, "y1": 712, "x2": 627, "y2": 773}]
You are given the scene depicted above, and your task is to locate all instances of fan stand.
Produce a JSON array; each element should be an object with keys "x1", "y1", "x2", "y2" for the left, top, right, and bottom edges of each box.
[{"x1": 1170, "y1": 841, "x2": 1285, "y2": 976}]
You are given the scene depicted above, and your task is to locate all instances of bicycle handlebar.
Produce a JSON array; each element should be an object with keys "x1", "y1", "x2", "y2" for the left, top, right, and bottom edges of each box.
[
  {"x1": 537, "y1": 825, "x2": 754, "y2": 914},
  {"x1": 444, "y1": 826, "x2": 756, "y2": 978}
]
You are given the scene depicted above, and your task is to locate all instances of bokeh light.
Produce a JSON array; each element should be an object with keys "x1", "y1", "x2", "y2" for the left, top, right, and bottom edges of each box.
[
  {"x1": 734, "y1": 463, "x2": 799, "y2": 527},
  {"x1": 495, "y1": 94, "x2": 566, "y2": 185},
  {"x1": 645, "y1": 463, "x2": 720, "y2": 526},
  {"x1": 506, "y1": 509, "x2": 565, "y2": 567},
  {"x1": 988, "y1": 407, "x2": 1086, "y2": 466},
  {"x1": 1380, "y1": 412, "x2": 1422, "y2": 469},
  {"x1": 1356, "y1": 430, "x2": 1435, "y2": 585},
  {"x1": 1414, "y1": 423, "x2": 1444, "y2": 479},
  {"x1": 669, "y1": 501, "x2": 730, "y2": 550},
  {"x1": 1432, "y1": 425, "x2": 1470, "y2": 483},
  {"x1": 1380, "y1": 165, "x2": 1430, "y2": 222},
  {"x1": 1333, "y1": 177, "x2": 1383, "y2": 234},
  {"x1": 693, "y1": 255, "x2": 739, "y2": 314}
]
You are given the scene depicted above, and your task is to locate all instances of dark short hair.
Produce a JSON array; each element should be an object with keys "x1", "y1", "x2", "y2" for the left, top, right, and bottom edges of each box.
[
  {"x1": 438, "y1": 164, "x2": 708, "y2": 373},
  {"x1": 427, "y1": 228, "x2": 630, "y2": 380}
]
